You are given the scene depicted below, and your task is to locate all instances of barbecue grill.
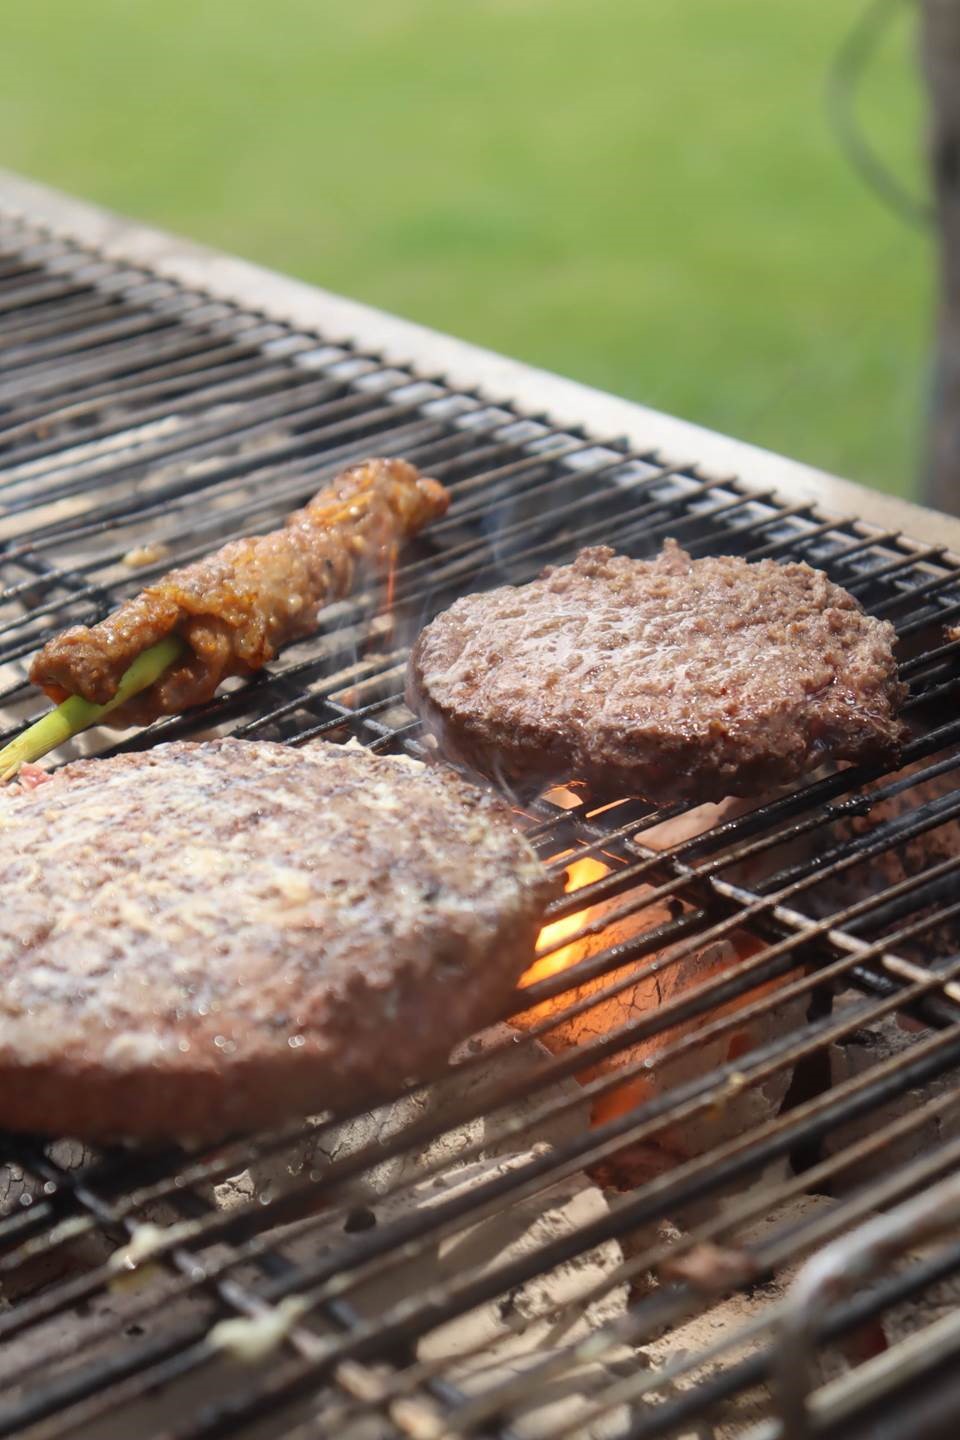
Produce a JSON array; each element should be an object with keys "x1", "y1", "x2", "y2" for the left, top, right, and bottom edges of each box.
[{"x1": 2, "y1": 170, "x2": 960, "y2": 1440}]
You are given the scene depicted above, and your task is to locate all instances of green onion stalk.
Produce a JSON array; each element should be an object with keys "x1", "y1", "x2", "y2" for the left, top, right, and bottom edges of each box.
[{"x1": 0, "y1": 635, "x2": 184, "y2": 781}]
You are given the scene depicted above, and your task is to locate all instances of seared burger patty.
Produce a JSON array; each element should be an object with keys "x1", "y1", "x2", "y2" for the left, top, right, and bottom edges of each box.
[
  {"x1": 408, "y1": 541, "x2": 906, "y2": 804},
  {"x1": 0, "y1": 740, "x2": 553, "y2": 1141}
]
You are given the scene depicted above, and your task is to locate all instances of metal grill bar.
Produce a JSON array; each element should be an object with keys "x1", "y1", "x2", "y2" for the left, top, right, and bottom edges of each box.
[{"x1": 2, "y1": 205, "x2": 960, "y2": 1440}]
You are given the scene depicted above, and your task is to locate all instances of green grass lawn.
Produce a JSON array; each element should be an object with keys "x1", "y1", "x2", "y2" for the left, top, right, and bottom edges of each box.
[{"x1": 0, "y1": 0, "x2": 931, "y2": 497}]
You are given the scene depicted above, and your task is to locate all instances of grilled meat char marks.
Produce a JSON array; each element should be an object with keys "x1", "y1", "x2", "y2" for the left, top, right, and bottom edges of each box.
[
  {"x1": 30, "y1": 457, "x2": 448, "y2": 726},
  {"x1": 0, "y1": 739, "x2": 554, "y2": 1141},
  {"x1": 408, "y1": 541, "x2": 906, "y2": 804}
]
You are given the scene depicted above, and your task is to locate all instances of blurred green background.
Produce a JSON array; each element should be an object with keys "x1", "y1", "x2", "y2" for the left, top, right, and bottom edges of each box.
[{"x1": 1, "y1": 0, "x2": 930, "y2": 497}]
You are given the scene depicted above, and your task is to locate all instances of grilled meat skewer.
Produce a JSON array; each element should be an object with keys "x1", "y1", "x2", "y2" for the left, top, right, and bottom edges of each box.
[{"x1": 30, "y1": 457, "x2": 448, "y2": 728}]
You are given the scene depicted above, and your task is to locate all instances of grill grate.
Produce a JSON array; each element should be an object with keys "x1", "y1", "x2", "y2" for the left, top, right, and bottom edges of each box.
[{"x1": 2, "y1": 208, "x2": 960, "y2": 1439}]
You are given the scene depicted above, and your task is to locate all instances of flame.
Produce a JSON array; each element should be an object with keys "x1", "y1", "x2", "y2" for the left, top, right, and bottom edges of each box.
[
  {"x1": 384, "y1": 542, "x2": 398, "y2": 619},
  {"x1": 521, "y1": 855, "x2": 610, "y2": 987},
  {"x1": 541, "y1": 784, "x2": 585, "y2": 811}
]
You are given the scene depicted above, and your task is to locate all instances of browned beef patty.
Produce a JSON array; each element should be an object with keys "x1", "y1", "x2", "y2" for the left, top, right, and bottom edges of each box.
[
  {"x1": 407, "y1": 542, "x2": 906, "y2": 804},
  {"x1": 0, "y1": 740, "x2": 553, "y2": 1141}
]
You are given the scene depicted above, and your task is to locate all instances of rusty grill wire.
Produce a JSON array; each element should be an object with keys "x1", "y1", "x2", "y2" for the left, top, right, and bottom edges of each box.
[{"x1": 0, "y1": 212, "x2": 960, "y2": 1440}]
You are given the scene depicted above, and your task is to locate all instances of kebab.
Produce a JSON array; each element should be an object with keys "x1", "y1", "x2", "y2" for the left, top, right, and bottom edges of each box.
[{"x1": 0, "y1": 457, "x2": 448, "y2": 776}]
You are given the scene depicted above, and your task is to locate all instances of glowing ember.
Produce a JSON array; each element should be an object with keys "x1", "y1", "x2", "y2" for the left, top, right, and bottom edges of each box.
[
  {"x1": 507, "y1": 795, "x2": 810, "y2": 1176},
  {"x1": 522, "y1": 855, "x2": 610, "y2": 987},
  {"x1": 541, "y1": 784, "x2": 586, "y2": 811}
]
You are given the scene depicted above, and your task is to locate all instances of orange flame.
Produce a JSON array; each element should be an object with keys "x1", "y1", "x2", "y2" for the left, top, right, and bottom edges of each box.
[
  {"x1": 521, "y1": 855, "x2": 610, "y2": 987},
  {"x1": 384, "y1": 542, "x2": 398, "y2": 619}
]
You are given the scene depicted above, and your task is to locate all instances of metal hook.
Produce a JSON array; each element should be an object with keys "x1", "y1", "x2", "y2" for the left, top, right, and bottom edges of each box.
[{"x1": 773, "y1": 1167, "x2": 960, "y2": 1440}]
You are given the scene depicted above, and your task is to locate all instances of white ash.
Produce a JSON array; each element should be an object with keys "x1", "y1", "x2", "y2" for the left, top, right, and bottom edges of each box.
[
  {"x1": 626, "y1": 1189, "x2": 958, "y2": 1437},
  {"x1": 0, "y1": 1140, "x2": 219, "y2": 1301},
  {"x1": 635, "y1": 1195, "x2": 850, "y2": 1438},
  {"x1": 0, "y1": 1138, "x2": 92, "y2": 1215},
  {"x1": 213, "y1": 1034, "x2": 642, "y2": 1426},
  {"x1": 205, "y1": 1031, "x2": 646, "y2": 1436},
  {"x1": 0, "y1": 1142, "x2": 112, "y2": 1297},
  {"x1": 216, "y1": 1026, "x2": 591, "y2": 1211},
  {"x1": 871, "y1": 1234, "x2": 960, "y2": 1352},
  {"x1": 822, "y1": 990, "x2": 960, "y2": 1192},
  {"x1": 719, "y1": 1192, "x2": 960, "y2": 1416},
  {"x1": 333, "y1": 1150, "x2": 628, "y2": 1366},
  {"x1": 0, "y1": 1105, "x2": 634, "y2": 1439},
  {"x1": 0, "y1": 1281, "x2": 320, "y2": 1440},
  {"x1": 306, "y1": 1150, "x2": 634, "y2": 1439},
  {"x1": 451, "y1": 1350, "x2": 635, "y2": 1439}
]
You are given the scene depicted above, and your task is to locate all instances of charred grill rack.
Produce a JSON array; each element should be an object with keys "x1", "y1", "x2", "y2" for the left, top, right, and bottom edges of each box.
[{"x1": 1, "y1": 185, "x2": 960, "y2": 1440}]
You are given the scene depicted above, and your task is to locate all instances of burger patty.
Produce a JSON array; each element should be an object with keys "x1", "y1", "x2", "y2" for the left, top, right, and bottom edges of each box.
[
  {"x1": 0, "y1": 739, "x2": 553, "y2": 1141},
  {"x1": 407, "y1": 541, "x2": 906, "y2": 804}
]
